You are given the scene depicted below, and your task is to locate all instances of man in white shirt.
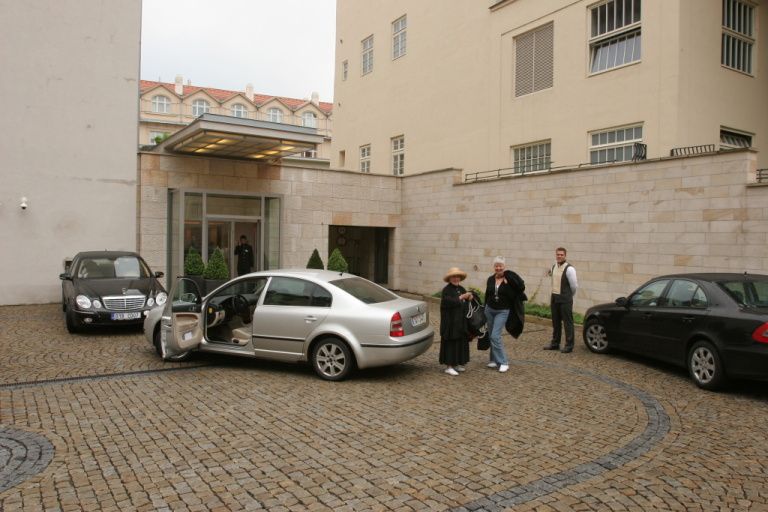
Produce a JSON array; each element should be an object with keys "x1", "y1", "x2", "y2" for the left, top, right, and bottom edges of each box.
[{"x1": 544, "y1": 247, "x2": 578, "y2": 353}]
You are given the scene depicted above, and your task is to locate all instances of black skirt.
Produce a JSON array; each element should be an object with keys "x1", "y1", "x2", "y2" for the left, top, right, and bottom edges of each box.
[{"x1": 439, "y1": 336, "x2": 470, "y2": 366}]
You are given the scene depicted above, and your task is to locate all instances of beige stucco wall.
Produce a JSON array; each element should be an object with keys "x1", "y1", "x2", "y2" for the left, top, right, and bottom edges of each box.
[
  {"x1": 398, "y1": 151, "x2": 767, "y2": 312},
  {"x1": 137, "y1": 153, "x2": 401, "y2": 285},
  {"x1": 0, "y1": 0, "x2": 141, "y2": 305},
  {"x1": 332, "y1": 0, "x2": 768, "y2": 175}
]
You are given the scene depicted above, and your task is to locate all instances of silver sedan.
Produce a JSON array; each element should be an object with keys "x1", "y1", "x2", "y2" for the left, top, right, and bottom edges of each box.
[{"x1": 144, "y1": 269, "x2": 433, "y2": 380}]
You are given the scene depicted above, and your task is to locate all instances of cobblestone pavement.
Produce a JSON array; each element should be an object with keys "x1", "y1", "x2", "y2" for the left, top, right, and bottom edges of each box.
[{"x1": 1, "y1": 303, "x2": 768, "y2": 511}]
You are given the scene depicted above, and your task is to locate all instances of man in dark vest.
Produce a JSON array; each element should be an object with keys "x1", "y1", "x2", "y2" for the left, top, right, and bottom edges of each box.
[
  {"x1": 544, "y1": 247, "x2": 579, "y2": 353},
  {"x1": 234, "y1": 235, "x2": 254, "y2": 276}
]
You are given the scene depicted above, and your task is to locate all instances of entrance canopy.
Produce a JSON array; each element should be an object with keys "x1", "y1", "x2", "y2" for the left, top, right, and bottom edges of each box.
[{"x1": 155, "y1": 113, "x2": 324, "y2": 161}]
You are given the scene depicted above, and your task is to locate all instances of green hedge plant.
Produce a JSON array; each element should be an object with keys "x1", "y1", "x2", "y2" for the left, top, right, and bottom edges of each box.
[
  {"x1": 203, "y1": 247, "x2": 230, "y2": 279},
  {"x1": 184, "y1": 247, "x2": 205, "y2": 276},
  {"x1": 327, "y1": 248, "x2": 349, "y2": 273},
  {"x1": 306, "y1": 249, "x2": 324, "y2": 269}
]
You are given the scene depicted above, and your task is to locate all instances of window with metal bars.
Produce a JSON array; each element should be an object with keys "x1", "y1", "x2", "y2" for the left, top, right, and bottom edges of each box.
[
  {"x1": 512, "y1": 141, "x2": 552, "y2": 173},
  {"x1": 515, "y1": 23, "x2": 554, "y2": 97},
  {"x1": 589, "y1": 0, "x2": 641, "y2": 74},
  {"x1": 722, "y1": 0, "x2": 754, "y2": 74},
  {"x1": 720, "y1": 129, "x2": 752, "y2": 149},
  {"x1": 589, "y1": 125, "x2": 643, "y2": 164}
]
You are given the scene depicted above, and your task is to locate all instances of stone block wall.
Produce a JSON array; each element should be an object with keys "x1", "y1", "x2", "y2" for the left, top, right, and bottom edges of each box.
[{"x1": 398, "y1": 151, "x2": 767, "y2": 312}]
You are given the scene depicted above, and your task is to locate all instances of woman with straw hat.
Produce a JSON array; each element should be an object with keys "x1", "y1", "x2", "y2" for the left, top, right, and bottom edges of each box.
[{"x1": 439, "y1": 267, "x2": 473, "y2": 376}]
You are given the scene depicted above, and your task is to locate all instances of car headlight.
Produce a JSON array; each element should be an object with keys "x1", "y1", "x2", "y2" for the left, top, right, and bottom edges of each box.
[
  {"x1": 155, "y1": 292, "x2": 168, "y2": 306},
  {"x1": 92, "y1": 299, "x2": 102, "y2": 309},
  {"x1": 147, "y1": 297, "x2": 155, "y2": 307},
  {"x1": 76, "y1": 295, "x2": 92, "y2": 309}
]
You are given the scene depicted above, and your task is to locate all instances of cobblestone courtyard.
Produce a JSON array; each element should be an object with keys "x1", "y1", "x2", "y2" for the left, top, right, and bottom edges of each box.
[{"x1": 1, "y1": 303, "x2": 767, "y2": 511}]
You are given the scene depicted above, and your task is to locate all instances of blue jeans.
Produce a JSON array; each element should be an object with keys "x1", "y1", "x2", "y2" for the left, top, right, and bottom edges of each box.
[{"x1": 485, "y1": 306, "x2": 509, "y2": 365}]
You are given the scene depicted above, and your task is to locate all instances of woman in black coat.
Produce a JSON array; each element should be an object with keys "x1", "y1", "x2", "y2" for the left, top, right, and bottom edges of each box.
[
  {"x1": 483, "y1": 256, "x2": 526, "y2": 373},
  {"x1": 439, "y1": 267, "x2": 473, "y2": 376}
]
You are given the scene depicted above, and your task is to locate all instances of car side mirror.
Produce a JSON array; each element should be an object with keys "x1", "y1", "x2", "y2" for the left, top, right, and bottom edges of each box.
[
  {"x1": 59, "y1": 273, "x2": 72, "y2": 281},
  {"x1": 154, "y1": 271, "x2": 164, "y2": 278},
  {"x1": 615, "y1": 297, "x2": 628, "y2": 307}
]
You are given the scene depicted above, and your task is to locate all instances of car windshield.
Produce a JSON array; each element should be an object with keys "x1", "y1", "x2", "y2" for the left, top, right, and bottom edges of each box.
[
  {"x1": 77, "y1": 256, "x2": 150, "y2": 279},
  {"x1": 329, "y1": 277, "x2": 397, "y2": 304},
  {"x1": 717, "y1": 278, "x2": 768, "y2": 308}
]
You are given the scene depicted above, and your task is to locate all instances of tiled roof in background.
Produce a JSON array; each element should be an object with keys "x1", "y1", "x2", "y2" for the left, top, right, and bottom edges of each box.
[{"x1": 140, "y1": 80, "x2": 333, "y2": 115}]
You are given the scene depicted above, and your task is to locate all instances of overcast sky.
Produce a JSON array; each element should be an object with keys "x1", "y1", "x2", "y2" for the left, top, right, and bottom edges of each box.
[{"x1": 140, "y1": 0, "x2": 337, "y2": 102}]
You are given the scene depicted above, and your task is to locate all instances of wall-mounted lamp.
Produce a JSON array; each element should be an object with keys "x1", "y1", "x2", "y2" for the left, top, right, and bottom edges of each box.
[{"x1": 20, "y1": 197, "x2": 28, "y2": 210}]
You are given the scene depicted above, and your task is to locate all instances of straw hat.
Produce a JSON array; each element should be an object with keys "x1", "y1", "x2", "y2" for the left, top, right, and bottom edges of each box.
[{"x1": 443, "y1": 267, "x2": 467, "y2": 282}]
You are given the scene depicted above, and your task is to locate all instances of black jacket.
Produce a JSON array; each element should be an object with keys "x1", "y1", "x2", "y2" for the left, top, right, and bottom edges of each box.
[
  {"x1": 484, "y1": 271, "x2": 527, "y2": 338},
  {"x1": 440, "y1": 283, "x2": 469, "y2": 340}
]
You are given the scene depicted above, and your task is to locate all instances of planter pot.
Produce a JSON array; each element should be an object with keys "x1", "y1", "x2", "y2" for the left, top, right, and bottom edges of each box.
[
  {"x1": 184, "y1": 275, "x2": 206, "y2": 296},
  {"x1": 205, "y1": 279, "x2": 228, "y2": 294}
]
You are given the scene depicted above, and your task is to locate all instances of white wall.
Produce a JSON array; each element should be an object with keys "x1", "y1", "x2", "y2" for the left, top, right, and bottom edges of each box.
[{"x1": 0, "y1": 0, "x2": 142, "y2": 305}]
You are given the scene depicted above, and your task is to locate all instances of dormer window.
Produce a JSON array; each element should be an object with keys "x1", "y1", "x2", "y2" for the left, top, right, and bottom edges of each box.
[
  {"x1": 231, "y1": 103, "x2": 247, "y2": 118},
  {"x1": 268, "y1": 108, "x2": 283, "y2": 123},
  {"x1": 192, "y1": 99, "x2": 210, "y2": 117},
  {"x1": 151, "y1": 95, "x2": 170, "y2": 114},
  {"x1": 302, "y1": 111, "x2": 317, "y2": 128}
]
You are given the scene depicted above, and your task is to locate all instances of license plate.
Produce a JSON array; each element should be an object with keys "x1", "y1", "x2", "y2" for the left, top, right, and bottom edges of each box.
[
  {"x1": 411, "y1": 312, "x2": 426, "y2": 327},
  {"x1": 111, "y1": 312, "x2": 142, "y2": 320}
]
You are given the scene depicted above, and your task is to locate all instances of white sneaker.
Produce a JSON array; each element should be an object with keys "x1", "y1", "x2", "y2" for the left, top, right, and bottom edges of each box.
[
  {"x1": 456, "y1": 365, "x2": 466, "y2": 372},
  {"x1": 487, "y1": 362, "x2": 498, "y2": 368},
  {"x1": 445, "y1": 367, "x2": 459, "y2": 376},
  {"x1": 498, "y1": 364, "x2": 509, "y2": 373}
]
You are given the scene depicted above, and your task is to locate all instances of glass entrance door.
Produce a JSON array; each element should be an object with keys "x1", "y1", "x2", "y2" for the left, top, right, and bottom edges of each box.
[
  {"x1": 207, "y1": 221, "x2": 232, "y2": 277},
  {"x1": 233, "y1": 221, "x2": 260, "y2": 276}
]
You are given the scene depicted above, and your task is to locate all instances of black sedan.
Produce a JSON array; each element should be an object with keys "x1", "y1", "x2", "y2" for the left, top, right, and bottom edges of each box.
[
  {"x1": 583, "y1": 273, "x2": 768, "y2": 390},
  {"x1": 60, "y1": 251, "x2": 167, "y2": 333}
]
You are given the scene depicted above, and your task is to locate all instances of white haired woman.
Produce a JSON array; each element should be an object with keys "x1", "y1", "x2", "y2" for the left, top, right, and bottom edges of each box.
[
  {"x1": 483, "y1": 256, "x2": 522, "y2": 373},
  {"x1": 439, "y1": 267, "x2": 473, "y2": 376}
]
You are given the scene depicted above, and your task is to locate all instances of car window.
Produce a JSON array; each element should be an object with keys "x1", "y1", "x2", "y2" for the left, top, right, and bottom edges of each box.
[
  {"x1": 215, "y1": 278, "x2": 267, "y2": 302},
  {"x1": 665, "y1": 279, "x2": 707, "y2": 308},
  {"x1": 77, "y1": 256, "x2": 150, "y2": 279},
  {"x1": 329, "y1": 277, "x2": 397, "y2": 304},
  {"x1": 629, "y1": 279, "x2": 669, "y2": 307},
  {"x1": 718, "y1": 279, "x2": 768, "y2": 307},
  {"x1": 311, "y1": 285, "x2": 332, "y2": 308},
  {"x1": 264, "y1": 277, "x2": 314, "y2": 307}
]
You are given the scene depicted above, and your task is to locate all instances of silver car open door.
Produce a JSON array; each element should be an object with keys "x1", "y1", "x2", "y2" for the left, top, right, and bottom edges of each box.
[{"x1": 160, "y1": 277, "x2": 204, "y2": 358}]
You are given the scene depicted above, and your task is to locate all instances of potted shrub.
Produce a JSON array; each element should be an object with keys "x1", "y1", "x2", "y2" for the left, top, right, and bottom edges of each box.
[
  {"x1": 327, "y1": 248, "x2": 349, "y2": 273},
  {"x1": 306, "y1": 249, "x2": 324, "y2": 269},
  {"x1": 203, "y1": 247, "x2": 230, "y2": 293},
  {"x1": 184, "y1": 247, "x2": 206, "y2": 295}
]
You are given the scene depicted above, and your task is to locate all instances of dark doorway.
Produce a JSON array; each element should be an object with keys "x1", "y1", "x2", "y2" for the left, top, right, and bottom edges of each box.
[{"x1": 328, "y1": 226, "x2": 391, "y2": 285}]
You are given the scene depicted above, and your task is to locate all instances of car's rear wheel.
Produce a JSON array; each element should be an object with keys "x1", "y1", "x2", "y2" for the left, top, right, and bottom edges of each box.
[
  {"x1": 312, "y1": 338, "x2": 353, "y2": 381},
  {"x1": 65, "y1": 308, "x2": 81, "y2": 334},
  {"x1": 155, "y1": 327, "x2": 193, "y2": 362},
  {"x1": 583, "y1": 318, "x2": 609, "y2": 353},
  {"x1": 688, "y1": 340, "x2": 726, "y2": 391}
]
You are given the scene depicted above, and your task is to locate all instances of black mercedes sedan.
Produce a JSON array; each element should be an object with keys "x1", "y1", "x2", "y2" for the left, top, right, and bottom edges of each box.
[
  {"x1": 60, "y1": 251, "x2": 167, "y2": 333},
  {"x1": 583, "y1": 273, "x2": 768, "y2": 390}
]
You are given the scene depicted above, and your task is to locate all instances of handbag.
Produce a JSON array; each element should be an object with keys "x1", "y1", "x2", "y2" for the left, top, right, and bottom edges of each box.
[
  {"x1": 465, "y1": 298, "x2": 486, "y2": 337},
  {"x1": 476, "y1": 331, "x2": 490, "y2": 351}
]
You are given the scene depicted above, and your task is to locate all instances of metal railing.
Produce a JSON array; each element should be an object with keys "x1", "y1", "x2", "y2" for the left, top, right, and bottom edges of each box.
[
  {"x1": 669, "y1": 144, "x2": 716, "y2": 157},
  {"x1": 757, "y1": 169, "x2": 768, "y2": 183}
]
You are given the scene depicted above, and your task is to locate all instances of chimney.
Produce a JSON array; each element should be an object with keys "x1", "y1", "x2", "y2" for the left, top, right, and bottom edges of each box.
[
  {"x1": 174, "y1": 75, "x2": 184, "y2": 95},
  {"x1": 310, "y1": 91, "x2": 320, "y2": 106},
  {"x1": 245, "y1": 83, "x2": 254, "y2": 101}
]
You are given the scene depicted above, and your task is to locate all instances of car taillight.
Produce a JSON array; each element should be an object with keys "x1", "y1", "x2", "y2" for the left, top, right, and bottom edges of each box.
[
  {"x1": 752, "y1": 322, "x2": 768, "y2": 344},
  {"x1": 390, "y1": 312, "x2": 404, "y2": 337}
]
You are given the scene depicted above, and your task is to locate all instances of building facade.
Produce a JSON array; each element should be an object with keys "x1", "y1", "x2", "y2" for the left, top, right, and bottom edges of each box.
[
  {"x1": 140, "y1": 78, "x2": 333, "y2": 160},
  {"x1": 0, "y1": 0, "x2": 142, "y2": 305},
  {"x1": 331, "y1": 0, "x2": 767, "y2": 176}
]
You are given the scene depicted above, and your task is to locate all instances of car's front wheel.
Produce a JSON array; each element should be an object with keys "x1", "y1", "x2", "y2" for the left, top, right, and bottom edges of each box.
[
  {"x1": 583, "y1": 318, "x2": 609, "y2": 353},
  {"x1": 688, "y1": 340, "x2": 726, "y2": 391},
  {"x1": 311, "y1": 338, "x2": 353, "y2": 381},
  {"x1": 154, "y1": 327, "x2": 193, "y2": 362}
]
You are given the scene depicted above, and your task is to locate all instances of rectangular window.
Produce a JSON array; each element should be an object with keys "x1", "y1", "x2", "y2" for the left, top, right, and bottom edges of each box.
[
  {"x1": 362, "y1": 35, "x2": 374, "y2": 75},
  {"x1": 391, "y1": 136, "x2": 405, "y2": 175},
  {"x1": 589, "y1": 124, "x2": 643, "y2": 164},
  {"x1": 342, "y1": 60, "x2": 349, "y2": 81},
  {"x1": 515, "y1": 23, "x2": 554, "y2": 97},
  {"x1": 360, "y1": 144, "x2": 371, "y2": 173},
  {"x1": 589, "y1": 0, "x2": 642, "y2": 74},
  {"x1": 720, "y1": 128, "x2": 752, "y2": 149},
  {"x1": 722, "y1": 0, "x2": 754, "y2": 74},
  {"x1": 392, "y1": 15, "x2": 407, "y2": 59},
  {"x1": 512, "y1": 141, "x2": 552, "y2": 173}
]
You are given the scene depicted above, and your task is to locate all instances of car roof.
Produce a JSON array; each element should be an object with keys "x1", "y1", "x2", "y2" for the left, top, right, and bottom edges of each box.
[
  {"x1": 246, "y1": 268, "x2": 357, "y2": 284},
  {"x1": 74, "y1": 251, "x2": 142, "y2": 258},
  {"x1": 654, "y1": 272, "x2": 768, "y2": 281}
]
